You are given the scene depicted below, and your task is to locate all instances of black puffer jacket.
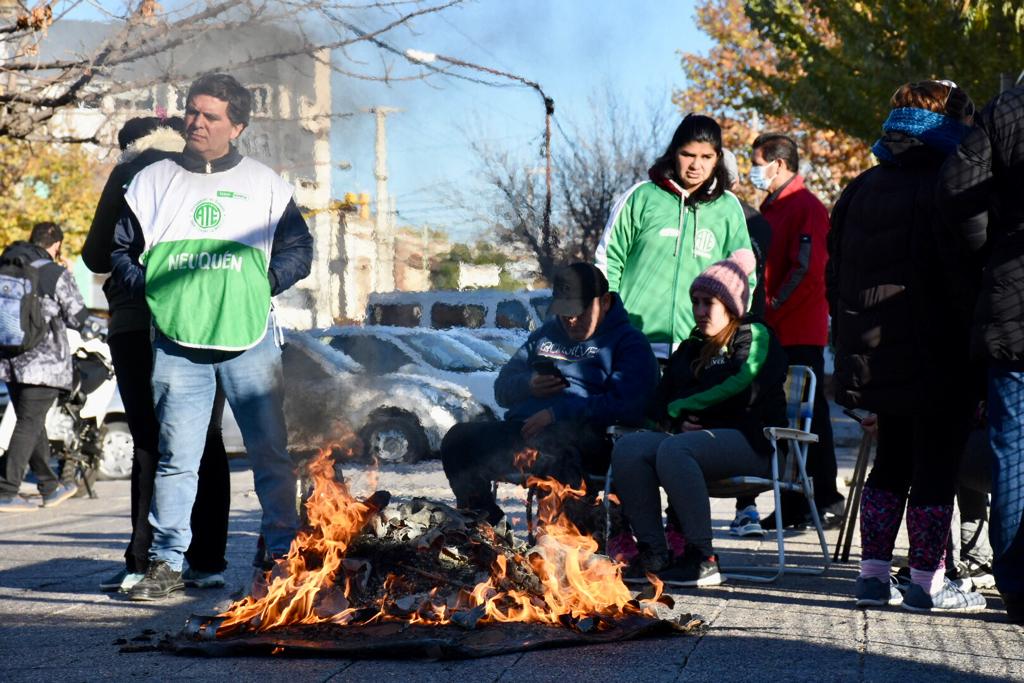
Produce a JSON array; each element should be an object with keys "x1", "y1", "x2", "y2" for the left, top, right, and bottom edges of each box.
[
  {"x1": 83, "y1": 126, "x2": 184, "y2": 338},
  {"x1": 939, "y1": 86, "x2": 1024, "y2": 367},
  {"x1": 829, "y1": 133, "x2": 982, "y2": 413},
  {"x1": 651, "y1": 319, "x2": 788, "y2": 454}
]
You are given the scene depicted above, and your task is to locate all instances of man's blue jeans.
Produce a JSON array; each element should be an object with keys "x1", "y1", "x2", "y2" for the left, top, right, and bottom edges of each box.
[
  {"x1": 148, "y1": 328, "x2": 297, "y2": 571},
  {"x1": 987, "y1": 364, "x2": 1024, "y2": 595}
]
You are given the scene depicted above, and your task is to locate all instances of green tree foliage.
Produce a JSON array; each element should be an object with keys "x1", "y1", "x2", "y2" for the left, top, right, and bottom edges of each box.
[
  {"x1": 678, "y1": 0, "x2": 872, "y2": 203},
  {"x1": 429, "y1": 242, "x2": 521, "y2": 290},
  {"x1": 0, "y1": 140, "x2": 105, "y2": 254},
  {"x1": 743, "y1": 1, "x2": 1024, "y2": 142}
]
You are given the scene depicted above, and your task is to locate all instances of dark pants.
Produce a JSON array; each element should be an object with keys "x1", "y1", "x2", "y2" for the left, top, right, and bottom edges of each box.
[
  {"x1": 987, "y1": 365, "x2": 1024, "y2": 596},
  {"x1": 0, "y1": 384, "x2": 60, "y2": 497},
  {"x1": 440, "y1": 419, "x2": 609, "y2": 523},
  {"x1": 108, "y1": 330, "x2": 229, "y2": 574},
  {"x1": 784, "y1": 345, "x2": 841, "y2": 506},
  {"x1": 867, "y1": 412, "x2": 967, "y2": 505},
  {"x1": 953, "y1": 428, "x2": 993, "y2": 567}
]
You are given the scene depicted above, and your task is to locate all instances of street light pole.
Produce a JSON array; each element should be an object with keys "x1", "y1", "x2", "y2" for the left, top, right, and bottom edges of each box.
[{"x1": 406, "y1": 49, "x2": 555, "y2": 258}]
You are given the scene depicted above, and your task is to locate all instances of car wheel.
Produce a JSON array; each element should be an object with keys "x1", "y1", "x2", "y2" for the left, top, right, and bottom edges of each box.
[
  {"x1": 97, "y1": 421, "x2": 134, "y2": 480},
  {"x1": 359, "y1": 415, "x2": 429, "y2": 465}
]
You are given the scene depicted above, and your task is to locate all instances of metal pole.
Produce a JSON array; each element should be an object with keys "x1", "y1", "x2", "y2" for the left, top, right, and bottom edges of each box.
[
  {"x1": 368, "y1": 106, "x2": 400, "y2": 292},
  {"x1": 429, "y1": 53, "x2": 554, "y2": 257},
  {"x1": 543, "y1": 100, "x2": 554, "y2": 259}
]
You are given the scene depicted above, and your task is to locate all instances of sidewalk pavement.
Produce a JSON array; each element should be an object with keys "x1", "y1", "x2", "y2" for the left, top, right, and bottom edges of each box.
[{"x1": 1, "y1": 439, "x2": 1022, "y2": 682}]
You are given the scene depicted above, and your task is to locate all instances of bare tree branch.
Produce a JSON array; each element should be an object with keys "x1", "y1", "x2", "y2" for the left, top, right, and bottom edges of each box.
[{"x1": 0, "y1": 0, "x2": 466, "y2": 141}]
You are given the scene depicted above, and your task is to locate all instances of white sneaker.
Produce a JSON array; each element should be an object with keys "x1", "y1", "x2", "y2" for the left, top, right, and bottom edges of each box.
[{"x1": 729, "y1": 505, "x2": 765, "y2": 537}]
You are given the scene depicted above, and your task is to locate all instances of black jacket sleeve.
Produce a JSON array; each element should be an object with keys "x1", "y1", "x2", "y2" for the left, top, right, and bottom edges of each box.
[
  {"x1": 110, "y1": 205, "x2": 147, "y2": 301},
  {"x1": 938, "y1": 119, "x2": 994, "y2": 253},
  {"x1": 82, "y1": 164, "x2": 135, "y2": 274},
  {"x1": 268, "y1": 199, "x2": 314, "y2": 296}
]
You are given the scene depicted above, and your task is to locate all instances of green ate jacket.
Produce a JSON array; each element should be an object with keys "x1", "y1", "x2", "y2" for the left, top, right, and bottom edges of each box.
[{"x1": 595, "y1": 180, "x2": 753, "y2": 357}]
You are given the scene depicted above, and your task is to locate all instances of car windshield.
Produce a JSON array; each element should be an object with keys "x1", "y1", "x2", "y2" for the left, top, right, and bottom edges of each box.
[
  {"x1": 399, "y1": 332, "x2": 495, "y2": 373},
  {"x1": 326, "y1": 334, "x2": 415, "y2": 375},
  {"x1": 451, "y1": 334, "x2": 510, "y2": 365},
  {"x1": 531, "y1": 295, "x2": 553, "y2": 321}
]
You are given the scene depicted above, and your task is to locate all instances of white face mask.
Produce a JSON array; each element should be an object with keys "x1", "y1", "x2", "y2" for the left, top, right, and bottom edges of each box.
[{"x1": 749, "y1": 162, "x2": 775, "y2": 191}]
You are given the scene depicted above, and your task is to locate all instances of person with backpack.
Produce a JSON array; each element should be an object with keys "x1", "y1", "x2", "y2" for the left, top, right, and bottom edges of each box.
[{"x1": 0, "y1": 222, "x2": 90, "y2": 511}]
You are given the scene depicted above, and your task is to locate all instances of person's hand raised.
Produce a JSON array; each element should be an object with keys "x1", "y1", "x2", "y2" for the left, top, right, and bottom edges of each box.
[{"x1": 529, "y1": 372, "x2": 567, "y2": 398}]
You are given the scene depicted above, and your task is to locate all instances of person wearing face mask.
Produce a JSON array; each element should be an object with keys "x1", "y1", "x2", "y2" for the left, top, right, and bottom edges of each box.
[
  {"x1": 749, "y1": 133, "x2": 842, "y2": 530},
  {"x1": 832, "y1": 80, "x2": 984, "y2": 613},
  {"x1": 440, "y1": 263, "x2": 658, "y2": 525},
  {"x1": 610, "y1": 251, "x2": 788, "y2": 586},
  {"x1": 596, "y1": 114, "x2": 753, "y2": 361}
]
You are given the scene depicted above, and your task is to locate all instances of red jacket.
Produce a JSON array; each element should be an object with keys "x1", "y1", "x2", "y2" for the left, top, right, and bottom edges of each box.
[{"x1": 760, "y1": 175, "x2": 830, "y2": 347}]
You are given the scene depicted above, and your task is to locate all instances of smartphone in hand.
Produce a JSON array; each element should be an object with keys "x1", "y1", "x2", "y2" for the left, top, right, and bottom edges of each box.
[
  {"x1": 532, "y1": 358, "x2": 568, "y2": 385},
  {"x1": 842, "y1": 408, "x2": 867, "y2": 424}
]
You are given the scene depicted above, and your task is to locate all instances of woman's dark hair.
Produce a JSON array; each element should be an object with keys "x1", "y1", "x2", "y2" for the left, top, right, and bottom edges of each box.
[
  {"x1": 650, "y1": 114, "x2": 729, "y2": 204},
  {"x1": 186, "y1": 73, "x2": 252, "y2": 128}
]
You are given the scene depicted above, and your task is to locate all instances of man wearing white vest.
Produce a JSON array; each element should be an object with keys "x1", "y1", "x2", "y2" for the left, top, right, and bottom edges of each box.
[{"x1": 111, "y1": 73, "x2": 313, "y2": 601}]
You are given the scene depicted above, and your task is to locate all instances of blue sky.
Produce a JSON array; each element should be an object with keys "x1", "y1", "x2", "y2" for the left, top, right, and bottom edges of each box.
[
  {"x1": 69, "y1": 1, "x2": 711, "y2": 241},
  {"x1": 332, "y1": 0, "x2": 711, "y2": 241}
]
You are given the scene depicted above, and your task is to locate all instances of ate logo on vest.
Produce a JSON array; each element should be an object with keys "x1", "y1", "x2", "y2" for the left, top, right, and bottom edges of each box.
[
  {"x1": 191, "y1": 199, "x2": 224, "y2": 231},
  {"x1": 693, "y1": 228, "x2": 717, "y2": 258}
]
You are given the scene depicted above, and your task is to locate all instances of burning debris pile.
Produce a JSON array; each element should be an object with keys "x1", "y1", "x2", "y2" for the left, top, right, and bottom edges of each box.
[{"x1": 168, "y1": 450, "x2": 705, "y2": 660}]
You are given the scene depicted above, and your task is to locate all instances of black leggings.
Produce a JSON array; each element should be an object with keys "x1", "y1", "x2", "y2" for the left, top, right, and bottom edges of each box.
[
  {"x1": 108, "y1": 329, "x2": 229, "y2": 574},
  {"x1": 866, "y1": 412, "x2": 968, "y2": 506}
]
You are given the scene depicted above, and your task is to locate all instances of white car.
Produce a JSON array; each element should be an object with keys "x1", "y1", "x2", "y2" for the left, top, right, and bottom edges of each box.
[
  {"x1": 314, "y1": 325, "x2": 503, "y2": 417},
  {"x1": 281, "y1": 331, "x2": 491, "y2": 463}
]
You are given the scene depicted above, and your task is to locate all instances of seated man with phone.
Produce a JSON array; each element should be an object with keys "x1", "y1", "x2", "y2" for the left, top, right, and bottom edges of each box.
[{"x1": 441, "y1": 262, "x2": 659, "y2": 524}]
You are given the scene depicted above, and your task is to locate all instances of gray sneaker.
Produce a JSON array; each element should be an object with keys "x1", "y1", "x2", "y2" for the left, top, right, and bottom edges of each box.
[
  {"x1": 901, "y1": 578, "x2": 987, "y2": 613},
  {"x1": 855, "y1": 576, "x2": 903, "y2": 607},
  {"x1": 182, "y1": 567, "x2": 226, "y2": 589}
]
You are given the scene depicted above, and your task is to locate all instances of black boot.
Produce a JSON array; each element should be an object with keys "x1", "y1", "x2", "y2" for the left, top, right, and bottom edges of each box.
[{"x1": 128, "y1": 561, "x2": 184, "y2": 601}]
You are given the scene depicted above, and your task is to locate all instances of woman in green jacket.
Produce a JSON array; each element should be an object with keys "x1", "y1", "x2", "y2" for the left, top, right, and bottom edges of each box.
[{"x1": 595, "y1": 114, "x2": 752, "y2": 360}]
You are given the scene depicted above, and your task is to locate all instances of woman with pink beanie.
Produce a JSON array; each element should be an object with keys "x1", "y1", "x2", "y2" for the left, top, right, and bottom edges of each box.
[{"x1": 611, "y1": 250, "x2": 789, "y2": 586}]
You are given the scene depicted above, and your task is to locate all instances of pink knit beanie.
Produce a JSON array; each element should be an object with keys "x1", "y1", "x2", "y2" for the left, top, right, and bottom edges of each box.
[{"x1": 689, "y1": 249, "x2": 757, "y2": 318}]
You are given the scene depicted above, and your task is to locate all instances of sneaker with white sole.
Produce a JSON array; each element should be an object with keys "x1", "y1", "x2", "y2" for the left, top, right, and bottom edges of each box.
[
  {"x1": 729, "y1": 505, "x2": 765, "y2": 537},
  {"x1": 41, "y1": 483, "x2": 78, "y2": 508},
  {"x1": 950, "y1": 560, "x2": 996, "y2": 591},
  {"x1": 0, "y1": 496, "x2": 38, "y2": 513},
  {"x1": 855, "y1": 576, "x2": 903, "y2": 607},
  {"x1": 99, "y1": 568, "x2": 145, "y2": 593},
  {"x1": 901, "y1": 577, "x2": 987, "y2": 613},
  {"x1": 657, "y1": 548, "x2": 724, "y2": 587},
  {"x1": 182, "y1": 567, "x2": 226, "y2": 589}
]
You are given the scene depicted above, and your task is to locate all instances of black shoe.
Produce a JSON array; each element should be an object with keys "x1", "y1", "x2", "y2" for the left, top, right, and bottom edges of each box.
[
  {"x1": 657, "y1": 549, "x2": 724, "y2": 587},
  {"x1": 761, "y1": 509, "x2": 809, "y2": 531},
  {"x1": 1002, "y1": 592, "x2": 1024, "y2": 625},
  {"x1": 623, "y1": 546, "x2": 670, "y2": 583},
  {"x1": 127, "y1": 561, "x2": 184, "y2": 601}
]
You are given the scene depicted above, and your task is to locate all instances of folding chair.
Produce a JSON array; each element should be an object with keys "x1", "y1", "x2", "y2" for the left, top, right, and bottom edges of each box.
[{"x1": 706, "y1": 365, "x2": 831, "y2": 582}]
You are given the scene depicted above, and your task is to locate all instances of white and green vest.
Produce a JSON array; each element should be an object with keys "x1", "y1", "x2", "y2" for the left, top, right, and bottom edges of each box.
[{"x1": 124, "y1": 157, "x2": 293, "y2": 351}]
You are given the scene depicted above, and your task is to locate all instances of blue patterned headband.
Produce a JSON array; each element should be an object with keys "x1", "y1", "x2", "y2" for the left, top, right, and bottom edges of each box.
[{"x1": 871, "y1": 107, "x2": 968, "y2": 162}]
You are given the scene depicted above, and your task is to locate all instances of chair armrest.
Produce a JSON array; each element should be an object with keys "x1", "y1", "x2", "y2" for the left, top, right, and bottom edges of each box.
[
  {"x1": 606, "y1": 425, "x2": 651, "y2": 439},
  {"x1": 762, "y1": 426, "x2": 819, "y2": 444}
]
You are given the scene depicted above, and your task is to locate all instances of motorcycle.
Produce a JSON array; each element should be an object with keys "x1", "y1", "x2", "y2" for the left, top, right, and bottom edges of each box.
[{"x1": 0, "y1": 319, "x2": 133, "y2": 498}]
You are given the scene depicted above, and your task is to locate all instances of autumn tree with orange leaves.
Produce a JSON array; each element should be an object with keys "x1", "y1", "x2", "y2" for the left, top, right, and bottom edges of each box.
[{"x1": 675, "y1": 0, "x2": 872, "y2": 206}]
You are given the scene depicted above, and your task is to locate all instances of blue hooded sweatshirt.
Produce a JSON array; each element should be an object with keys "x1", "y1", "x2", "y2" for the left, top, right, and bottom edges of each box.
[{"x1": 495, "y1": 293, "x2": 658, "y2": 427}]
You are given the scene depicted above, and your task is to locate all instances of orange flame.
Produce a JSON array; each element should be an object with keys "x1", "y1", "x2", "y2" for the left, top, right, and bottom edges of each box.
[
  {"x1": 512, "y1": 447, "x2": 539, "y2": 472},
  {"x1": 218, "y1": 448, "x2": 662, "y2": 634}
]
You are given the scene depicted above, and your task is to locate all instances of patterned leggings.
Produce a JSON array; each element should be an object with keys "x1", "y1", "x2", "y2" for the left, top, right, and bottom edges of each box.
[{"x1": 859, "y1": 412, "x2": 969, "y2": 571}]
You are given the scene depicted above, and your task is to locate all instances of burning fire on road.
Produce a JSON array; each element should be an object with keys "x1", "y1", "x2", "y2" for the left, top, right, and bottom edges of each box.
[{"x1": 167, "y1": 448, "x2": 705, "y2": 659}]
